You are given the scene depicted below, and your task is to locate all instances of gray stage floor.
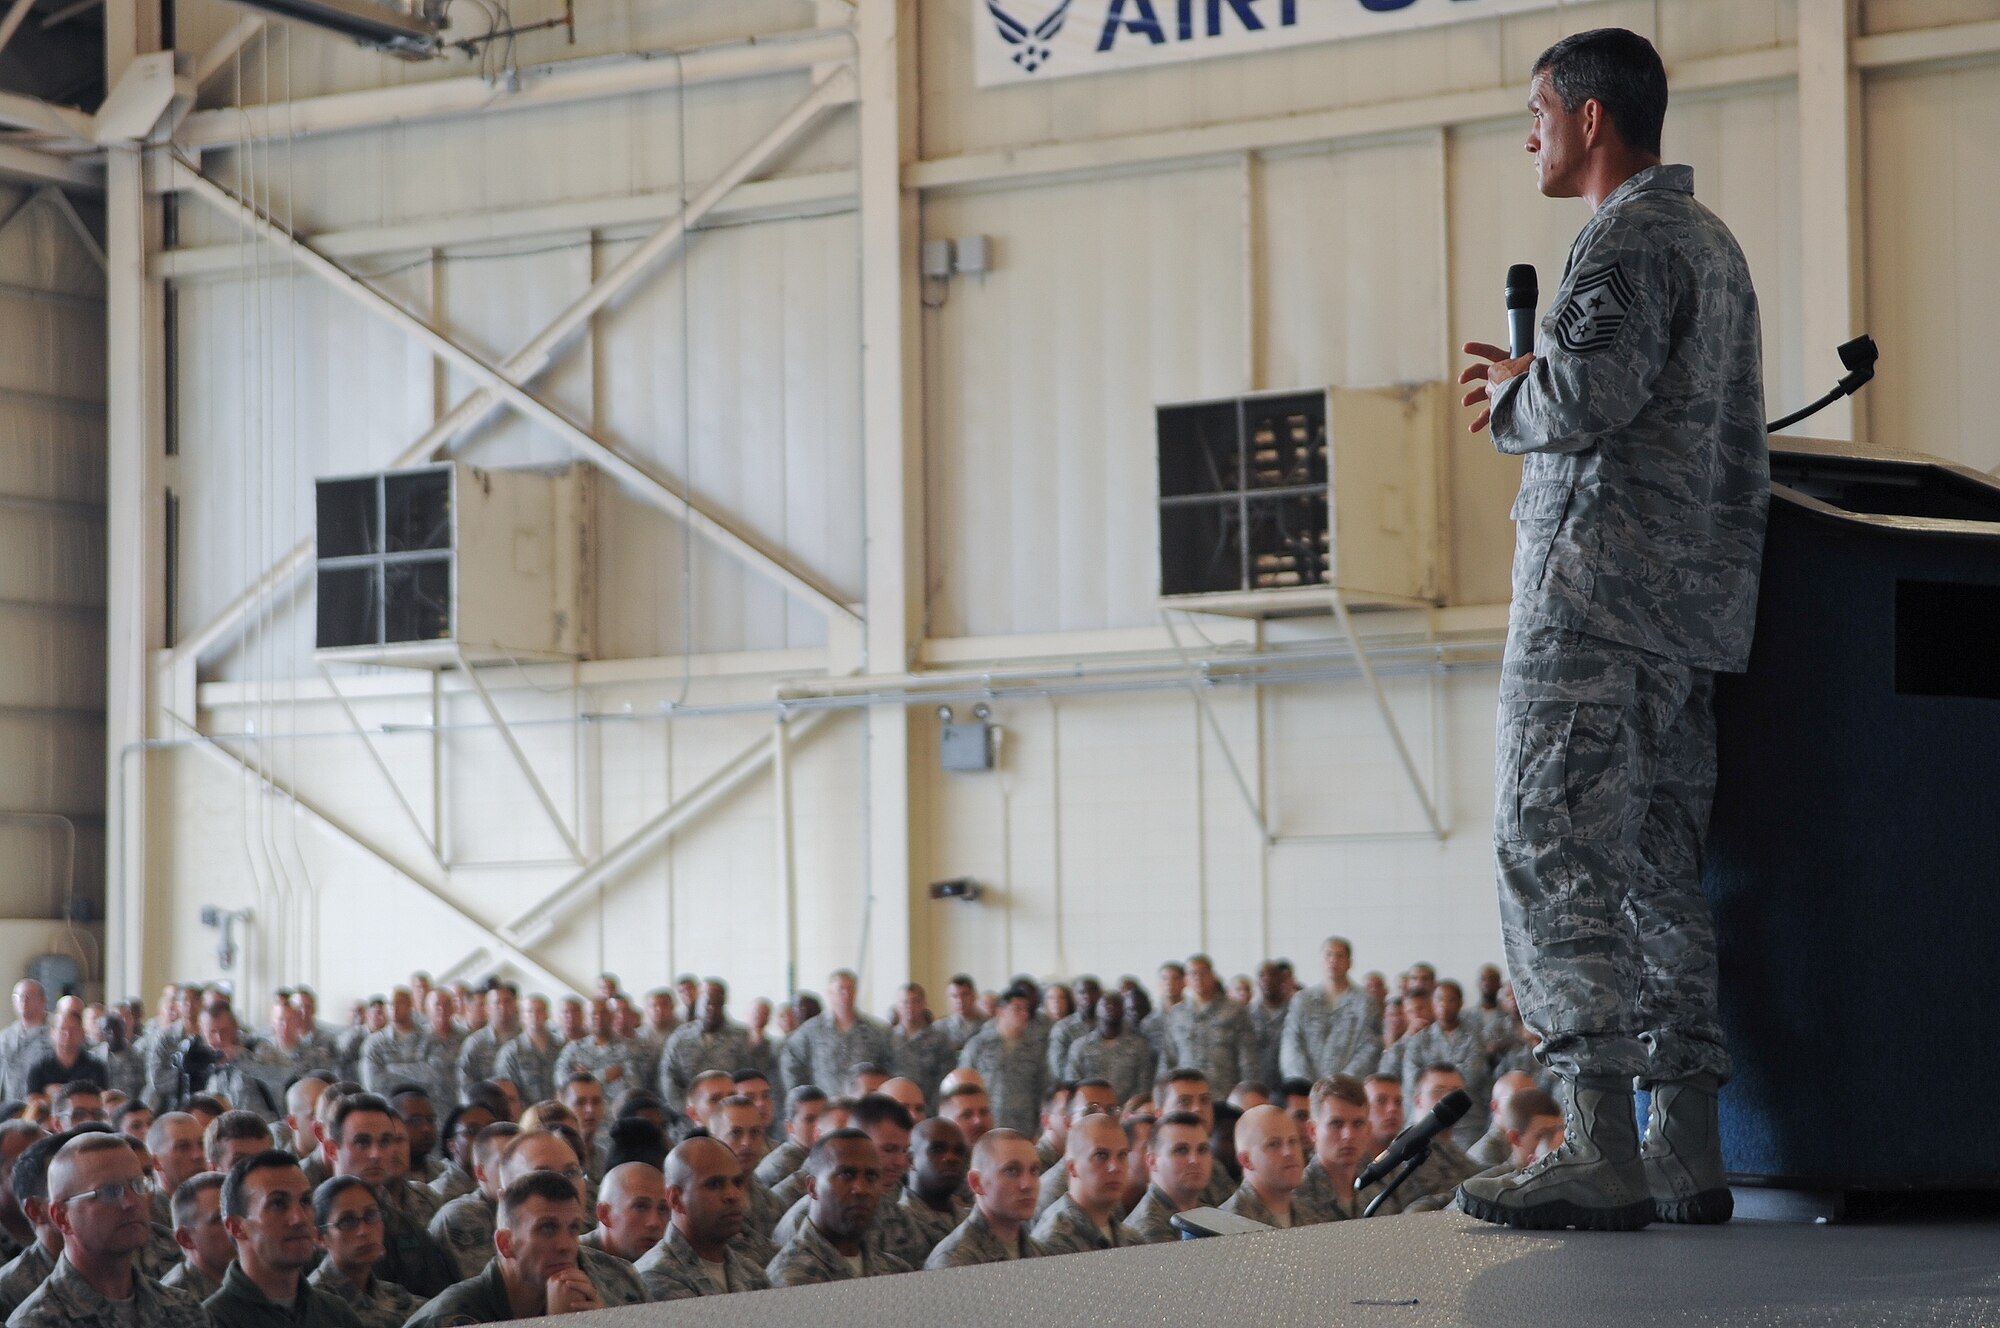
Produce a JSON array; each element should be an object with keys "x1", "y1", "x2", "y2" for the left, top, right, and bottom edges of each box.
[{"x1": 576, "y1": 1212, "x2": 2000, "y2": 1327}]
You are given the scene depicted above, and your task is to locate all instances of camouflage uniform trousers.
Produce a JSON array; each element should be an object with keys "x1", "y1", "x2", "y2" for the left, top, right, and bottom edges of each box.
[{"x1": 1494, "y1": 622, "x2": 1730, "y2": 1086}]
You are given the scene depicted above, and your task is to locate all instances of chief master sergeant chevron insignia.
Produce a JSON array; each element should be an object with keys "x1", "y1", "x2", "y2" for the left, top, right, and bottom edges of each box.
[
  {"x1": 987, "y1": 0, "x2": 1073, "y2": 73},
  {"x1": 1552, "y1": 262, "x2": 1640, "y2": 355}
]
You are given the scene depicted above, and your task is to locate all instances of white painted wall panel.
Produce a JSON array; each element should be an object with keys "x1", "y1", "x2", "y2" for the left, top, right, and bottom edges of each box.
[
  {"x1": 1864, "y1": 63, "x2": 1999, "y2": 469},
  {"x1": 925, "y1": 165, "x2": 1248, "y2": 639},
  {"x1": 1258, "y1": 134, "x2": 1448, "y2": 391},
  {"x1": 0, "y1": 192, "x2": 105, "y2": 927}
]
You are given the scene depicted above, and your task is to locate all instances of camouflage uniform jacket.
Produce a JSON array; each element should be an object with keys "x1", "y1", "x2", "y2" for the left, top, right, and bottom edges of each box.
[
  {"x1": 377, "y1": 1192, "x2": 456, "y2": 1299},
  {"x1": 888, "y1": 1023, "x2": 958, "y2": 1107},
  {"x1": 742, "y1": 1174, "x2": 787, "y2": 1239},
  {"x1": 1161, "y1": 997, "x2": 1256, "y2": 1092},
  {"x1": 657, "y1": 1023, "x2": 759, "y2": 1113},
  {"x1": 1044, "y1": 1013, "x2": 1091, "y2": 1080},
  {"x1": 138, "y1": 1221, "x2": 182, "y2": 1281},
  {"x1": 1397, "y1": 1022, "x2": 1491, "y2": 1135},
  {"x1": 1219, "y1": 1178, "x2": 1322, "y2": 1229},
  {"x1": 306, "y1": 1261, "x2": 423, "y2": 1328},
  {"x1": 1281, "y1": 986, "x2": 1379, "y2": 1082},
  {"x1": 551, "y1": 1037, "x2": 644, "y2": 1103},
  {"x1": 0, "y1": 1023, "x2": 51, "y2": 1103},
  {"x1": 1490, "y1": 163, "x2": 1768, "y2": 672},
  {"x1": 389, "y1": 1177, "x2": 443, "y2": 1230},
  {"x1": 955, "y1": 1025, "x2": 1047, "y2": 1137},
  {"x1": 490, "y1": 1031, "x2": 561, "y2": 1106},
  {"x1": 753, "y1": 1139, "x2": 805, "y2": 1189},
  {"x1": 88, "y1": 1044, "x2": 148, "y2": 1101},
  {"x1": 778, "y1": 1014, "x2": 893, "y2": 1096},
  {"x1": 897, "y1": 1189, "x2": 965, "y2": 1264},
  {"x1": 765, "y1": 1218, "x2": 911, "y2": 1287},
  {"x1": 1062, "y1": 1030, "x2": 1158, "y2": 1107},
  {"x1": 358, "y1": 1027, "x2": 452, "y2": 1105},
  {"x1": 633, "y1": 1225, "x2": 771, "y2": 1300},
  {"x1": 427, "y1": 1162, "x2": 475, "y2": 1205},
  {"x1": 6, "y1": 1253, "x2": 208, "y2": 1328},
  {"x1": 924, "y1": 1209, "x2": 1049, "y2": 1270},
  {"x1": 1358, "y1": 1137, "x2": 1482, "y2": 1217},
  {"x1": 1247, "y1": 1002, "x2": 1289, "y2": 1089},
  {"x1": 1122, "y1": 1185, "x2": 1185, "y2": 1244},
  {"x1": 767, "y1": 1193, "x2": 916, "y2": 1266},
  {"x1": 399, "y1": 1260, "x2": 511, "y2": 1328},
  {"x1": 578, "y1": 1245, "x2": 648, "y2": 1308},
  {"x1": 453, "y1": 1025, "x2": 508, "y2": 1091},
  {"x1": 934, "y1": 1013, "x2": 983, "y2": 1059},
  {"x1": 1030, "y1": 1194, "x2": 1140, "y2": 1256},
  {"x1": 1294, "y1": 1159, "x2": 1363, "y2": 1221},
  {"x1": 0, "y1": 1239, "x2": 53, "y2": 1319},
  {"x1": 428, "y1": 1191, "x2": 496, "y2": 1283},
  {"x1": 160, "y1": 1258, "x2": 222, "y2": 1301},
  {"x1": 203, "y1": 1259, "x2": 365, "y2": 1328}
]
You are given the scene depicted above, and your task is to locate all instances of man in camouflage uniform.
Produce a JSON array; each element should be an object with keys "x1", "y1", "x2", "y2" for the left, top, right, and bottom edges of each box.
[
  {"x1": 1162, "y1": 956, "x2": 1256, "y2": 1092},
  {"x1": 1031, "y1": 1115, "x2": 1140, "y2": 1255},
  {"x1": 358, "y1": 990, "x2": 452, "y2": 1107},
  {"x1": 454, "y1": 983, "x2": 520, "y2": 1092},
  {"x1": 1219, "y1": 1104, "x2": 1319, "y2": 1229},
  {"x1": 925, "y1": 1129, "x2": 1049, "y2": 1269},
  {"x1": 765, "y1": 1132, "x2": 912, "y2": 1286},
  {"x1": 1457, "y1": 26, "x2": 1765, "y2": 1233},
  {"x1": 0, "y1": 1132, "x2": 64, "y2": 1319},
  {"x1": 636, "y1": 1137, "x2": 772, "y2": 1300},
  {"x1": 887, "y1": 984, "x2": 958, "y2": 1108},
  {"x1": 935, "y1": 976, "x2": 985, "y2": 1058},
  {"x1": 1043, "y1": 978, "x2": 1100, "y2": 1080},
  {"x1": 552, "y1": 1000, "x2": 643, "y2": 1107},
  {"x1": 1282, "y1": 938, "x2": 1381, "y2": 1082},
  {"x1": 10, "y1": 1135, "x2": 209, "y2": 1328},
  {"x1": 403, "y1": 1173, "x2": 604, "y2": 1326},
  {"x1": 899, "y1": 1118, "x2": 970, "y2": 1261},
  {"x1": 1294, "y1": 1076, "x2": 1369, "y2": 1221},
  {"x1": 780, "y1": 970, "x2": 893, "y2": 1096},
  {"x1": 955, "y1": 984, "x2": 1047, "y2": 1137},
  {"x1": 1125, "y1": 1111, "x2": 1212, "y2": 1243},
  {"x1": 1397, "y1": 982, "x2": 1491, "y2": 1148},
  {"x1": 1061, "y1": 993, "x2": 1158, "y2": 1106},
  {"x1": 658, "y1": 981, "x2": 761, "y2": 1115},
  {"x1": 492, "y1": 995, "x2": 562, "y2": 1105}
]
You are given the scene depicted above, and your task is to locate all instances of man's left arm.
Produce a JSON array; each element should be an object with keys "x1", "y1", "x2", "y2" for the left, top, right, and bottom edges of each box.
[{"x1": 1490, "y1": 224, "x2": 1675, "y2": 456}]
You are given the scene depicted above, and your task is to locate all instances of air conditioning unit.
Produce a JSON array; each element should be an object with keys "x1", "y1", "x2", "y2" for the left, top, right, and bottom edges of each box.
[
  {"x1": 1155, "y1": 384, "x2": 1445, "y2": 616},
  {"x1": 314, "y1": 461, "x2": 594, "y2": 667}
]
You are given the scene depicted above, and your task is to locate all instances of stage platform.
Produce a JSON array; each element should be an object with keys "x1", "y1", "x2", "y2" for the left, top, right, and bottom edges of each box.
[{"x1": 576, "y1": 1210, "x2": 2000, "y2": 1327}]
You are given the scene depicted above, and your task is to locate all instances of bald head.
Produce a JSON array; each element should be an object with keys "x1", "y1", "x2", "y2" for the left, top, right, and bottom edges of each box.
[
  {"x1": 878, "y1": 1078, "x2": 926, "y2": 1122},
  {"x1": 595, "y1": 1162, "x2": 667, "y2": 1262},
  {"x1": 1489, "y1": 1071, "x2": 1538, "y2": 1116},
  {"x1": 1234, "y1": 1103, "x2": 1306, "y2": 1203}
]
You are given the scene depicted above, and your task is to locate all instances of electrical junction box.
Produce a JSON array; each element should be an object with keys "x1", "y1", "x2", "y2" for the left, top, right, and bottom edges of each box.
[
  {"x1": 939, "y1": 721, "x2": 995, "y2": 772},
  {"x1": 313, "y1": 461, "x2": 594, "y2": 668},
  {"x1": 1155, "y1": 383, "x2": 1446, "y2": 616}
]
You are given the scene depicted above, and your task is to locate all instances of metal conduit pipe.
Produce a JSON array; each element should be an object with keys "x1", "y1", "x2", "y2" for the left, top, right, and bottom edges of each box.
[{"x1": 186, "y1": 633, "x2": 1506, "y2": 743}]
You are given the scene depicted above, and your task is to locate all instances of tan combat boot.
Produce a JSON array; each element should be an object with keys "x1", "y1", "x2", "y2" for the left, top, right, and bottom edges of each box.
[
  {"x1": 1457, "y1": 1075, "x2": 1653, "y2": 1231},
  {"x1": 1642, "y1": 1074, "x2": 1734, "y2": 1224}
]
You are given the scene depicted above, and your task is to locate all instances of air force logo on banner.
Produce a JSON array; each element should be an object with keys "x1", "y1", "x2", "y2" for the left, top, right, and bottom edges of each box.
[
  {"x1": 1553, "y1": 263, "x2": 1640, "y2": 356},
  {"x1": 988, "y1": 0, "x2": 1075, "y2": 73}
]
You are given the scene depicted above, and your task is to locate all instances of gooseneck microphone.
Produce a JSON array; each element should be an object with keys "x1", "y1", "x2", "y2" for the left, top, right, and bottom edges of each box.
[
  {"x1": 1355, "y1": 1088, "x2": 1473, "y2": 1191},
  {"x1": 1505, "y1": 264, "x2": 1539, "y2": 358}
]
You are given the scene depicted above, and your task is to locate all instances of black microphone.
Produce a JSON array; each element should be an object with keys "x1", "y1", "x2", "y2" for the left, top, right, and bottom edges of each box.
[
  {"x1": 1354, "y1": 1089, "x2": 1472, "y2": 1191},
  {"x1": 1505, "y1": 264, "x2": 1539, "y2": 358}
]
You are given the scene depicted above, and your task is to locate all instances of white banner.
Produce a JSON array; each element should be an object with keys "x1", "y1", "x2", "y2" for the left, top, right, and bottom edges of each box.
[{"x1": 974, "y1": 0, "x2": 1568, "y2": 87}]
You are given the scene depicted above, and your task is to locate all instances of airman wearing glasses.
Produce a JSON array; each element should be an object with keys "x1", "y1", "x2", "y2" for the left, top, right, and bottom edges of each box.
[
  {"x1": 205, "y1": 1150, "x2": 364, "y2": 1328},
  {"x1": 8, "y1": 1132, "x2": 208, "y2": 1328},
  {"x1": 308, "y1": 1175, "x2": 425, "y2": 1328}
]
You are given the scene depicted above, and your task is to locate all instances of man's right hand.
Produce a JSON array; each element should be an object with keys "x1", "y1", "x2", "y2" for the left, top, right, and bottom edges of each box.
[
  {"x1": 1459, "y1": 341, "x2": 1535, "y2": 434},
  {"x1": 546, "y1": 1268, "x2": 604, "y2": 1315}
]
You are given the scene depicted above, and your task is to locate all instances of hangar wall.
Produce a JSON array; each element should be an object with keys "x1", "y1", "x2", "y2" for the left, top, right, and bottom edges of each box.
[{"x1": 98, "y1": 0, "x2": 2000, "y2": 1012}]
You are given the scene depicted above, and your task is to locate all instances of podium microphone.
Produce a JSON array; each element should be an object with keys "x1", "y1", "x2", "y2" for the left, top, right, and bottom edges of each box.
[
  {"x1": 1355, "y1": 1089, "x2": 1472, "y2": 1191},
  {"x1": 1506, "y1": 264, "x2": 1539, "y2": 358}
]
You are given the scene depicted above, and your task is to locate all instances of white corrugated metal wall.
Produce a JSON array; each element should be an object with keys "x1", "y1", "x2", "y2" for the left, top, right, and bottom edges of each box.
[{"x1": 106, "y1": 0, "x2": 2000, "y2": 1010}]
